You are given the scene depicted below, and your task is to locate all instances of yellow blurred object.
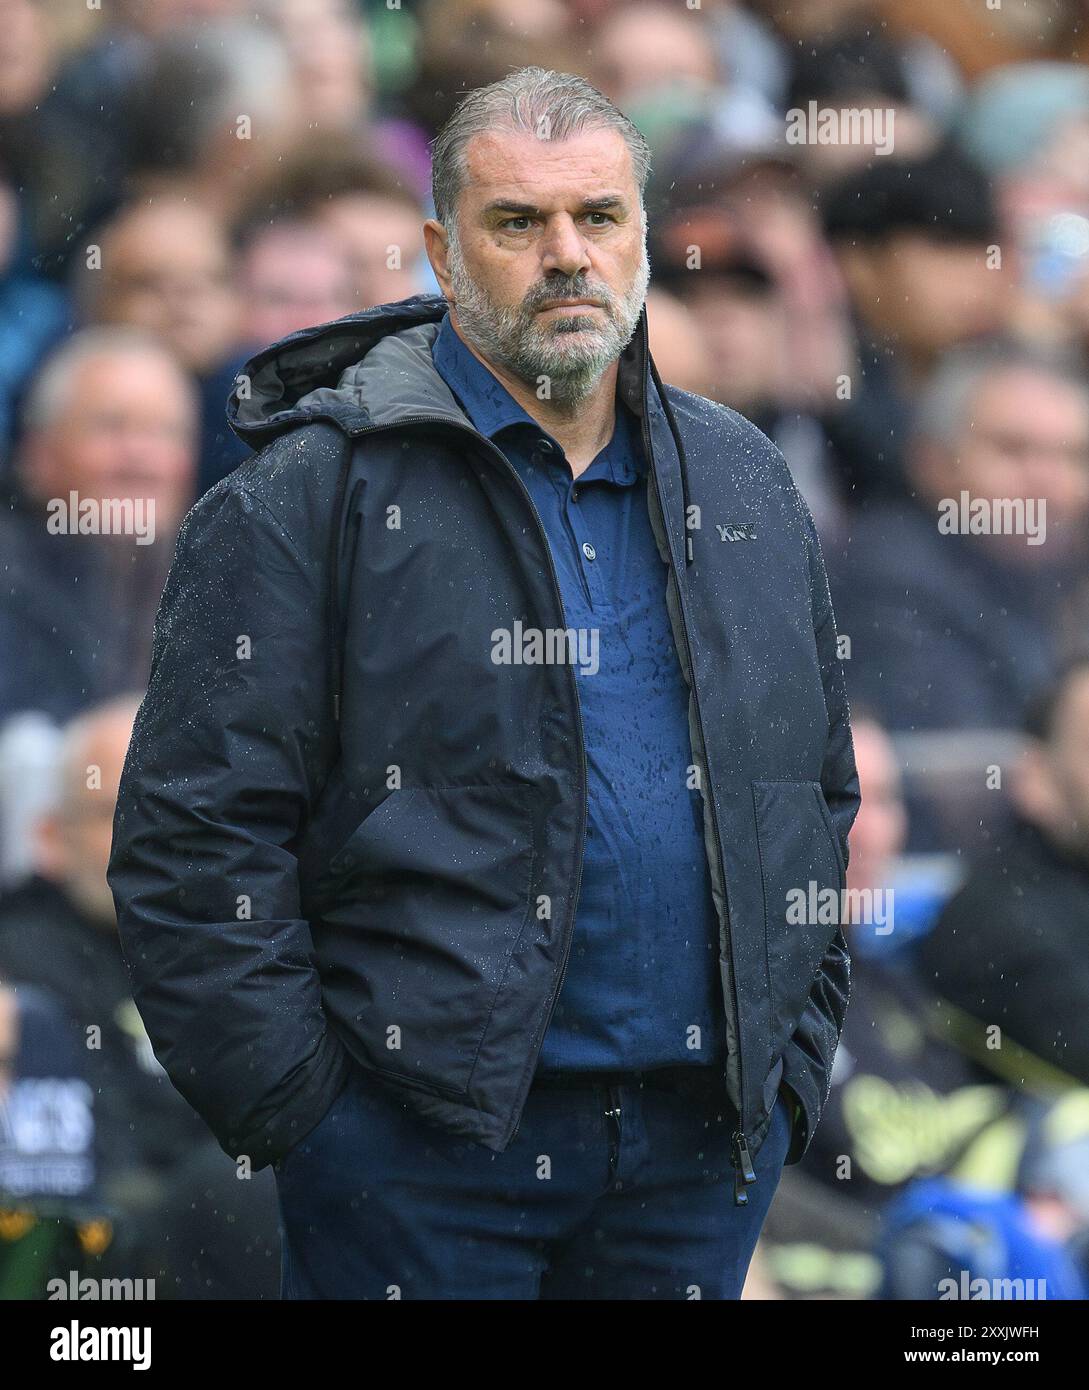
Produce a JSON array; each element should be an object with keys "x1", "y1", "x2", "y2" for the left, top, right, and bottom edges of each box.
[
  {"x1": 77, "y1": 1219, "x2": 113, "y2": 1256},
  {"x1": 0, "y1": 1208, "x2": 36, "y2": 1242}
]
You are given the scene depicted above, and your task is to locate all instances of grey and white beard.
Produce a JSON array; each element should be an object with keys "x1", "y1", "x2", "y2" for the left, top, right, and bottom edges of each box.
[{"x1": 445, "y1": 224, "x2": 651, "y2": 412}]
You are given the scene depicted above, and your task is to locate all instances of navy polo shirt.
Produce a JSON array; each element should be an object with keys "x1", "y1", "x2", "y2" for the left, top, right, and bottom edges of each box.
[{"x1": 431, "y1": 314, "x2": 724, "y2": 1074}]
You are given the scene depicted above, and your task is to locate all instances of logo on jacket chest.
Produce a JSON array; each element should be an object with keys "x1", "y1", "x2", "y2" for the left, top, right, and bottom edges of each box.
[{"x1": 716, "y1": 522, "x2": 757, "y2": 542}]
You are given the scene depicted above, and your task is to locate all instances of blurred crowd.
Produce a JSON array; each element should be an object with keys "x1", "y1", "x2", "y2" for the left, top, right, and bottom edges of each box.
[{"x1": 2, "y1": 0, "x2": 1089, "y2": 1299}]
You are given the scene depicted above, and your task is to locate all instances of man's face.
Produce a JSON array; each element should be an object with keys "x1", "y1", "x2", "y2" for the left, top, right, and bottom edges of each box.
[
  {"x1": 684, "y1": 278, "x2": 785, "y2": 412},
  {"x1": 425, "y1": 127, "x2": 650, "y2": 406},
  {"x1": 241, "y1": 225, "x2": 356, "y2": 346},
  {"x1": 25, "y1": 351, "x2": 196, "y2": 538},
  {"x1": 920, "y1": 368, "x2": 1089, "y2": 560},
  {"x1": 846, "y1": 234, "x2": 1000, "y2": 359},
  {"x1": 958, "y1": 371, "x2": 1089, "y2": 512},
  {"x1": 318, "y1": 194, "x2": 424, "y2": 309},
  {"x1": 99, "y1": 205, "x2": 240, "y2": 374}
]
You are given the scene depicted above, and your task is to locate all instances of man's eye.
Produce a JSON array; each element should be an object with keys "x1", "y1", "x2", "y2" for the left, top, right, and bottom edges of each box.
[
  {"x1": 585, "y1": 212, "x2": 614, "y2": 226},
  {"x1": 501, "y1": 217, "x2": 532, "y2": 231}
]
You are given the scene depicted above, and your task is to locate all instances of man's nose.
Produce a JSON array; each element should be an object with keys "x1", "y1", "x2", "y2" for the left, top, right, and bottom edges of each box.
[{"x1": 540, "y1": 216, "x2": 592, "y2": 279}]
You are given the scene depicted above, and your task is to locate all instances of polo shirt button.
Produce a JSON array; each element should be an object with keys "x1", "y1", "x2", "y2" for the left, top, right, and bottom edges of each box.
[
  {"x1": 582, "y1": 542, "x2": 596, "y2": 562},
  {"x1": 537, "y1": 438, "x2": 555, "y2": 454}
]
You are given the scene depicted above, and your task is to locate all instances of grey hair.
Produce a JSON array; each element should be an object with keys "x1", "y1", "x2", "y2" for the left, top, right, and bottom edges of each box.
[
  {"x1": 22, "y1": 327, "x2": 194, "y2": 433},
  {"x1": 431, "y1": 66, "x2": 652, "y2": 229},
  {"x1": 53, "y1": 692, "x2": 144, "y2": 815},
  {"x1": 914, "y1": 339, "x2": 1089, "y2": 446}
]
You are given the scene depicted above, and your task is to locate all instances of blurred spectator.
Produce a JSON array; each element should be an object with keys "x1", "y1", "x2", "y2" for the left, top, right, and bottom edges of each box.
[
  {"x1": 651, "y1": 197, "x2": 851, "y2": 532},
  {"x1": 0, "y1": 695, "x2": 279, "y2": 1297},
  {"x1": 882, "y1": 0, "x2": 1089, "y2": 80},
  {"x1": 0, "y1": 328, "x2": 196, "y2": 724},
  {"x1": 591, "y1": 0, "x2": 779, "y2": 165},
  {"x1": 74, "y1": 197, "x2": 248, "y2": 492},
  {"x1": 121, "y1": 18, "x2": 300, "y2": 220},
  {"x1": 761, "y1": 715, "x2": 1008, "y2": 1299},
  {"x1": 0, "y1": 175, "x2": 71, "y2": 469},
  {"x1": 0, "y1": 983, "x2": 110, "y2": 1298},
  {"x1": 263, "y1": 0, "x2": 435, "y2": 195},
  {"x1": 784, "y1": 28, "x2": 941, "y2": 184},
  {"x1": 831, "y1": 341, "x2": 1089, "y2": 738},
  {"x1": 268, "y1": 0, "x2": 374, "y2": 135},
  {"x1": 879, "y1": 1093, "x2": 1089, "y2": 1300},
  {"x1": 77, "y1": 198, "x2": 239, "y2": 378},
  {"x1": 0, "y1": 0, "x2": 120, "y2": 279},
  {"x1": 0, "y1": 712, "x2": 60, "y2": 889},
  {"x1": 922, "y1": 659, "x2": 1089, "y2": 1089},
  {"x1": 235, "y1": 218, "x2": 356, "y2": 353},
  {"x1": 822, "y1": 146, "x2": 1005, "y2": 503},
  {"x1": 405, "y1": 0, "x2": 576, "y2": 144},
  {"x1": 234, "y1": 137, "x2": 429, "y2": 311},
  {"x1": 656, "y1": 235, "x2": 785, "y2": 420},
  {"x1": 705, "y1": 0, "x2": 791, "y2": 112},
  {"x1": 958, "y1": 66, "x2": 1089, "y2": 359},
  {"x1": 314, "y1": 180, "x2": 428, "y2": 309},
  {"x1": 643, "y1": 287, "x2": 714, "y2": 398},
  {"x1": 958, "y1": 63, "x2": 1089, "y2": 195}
]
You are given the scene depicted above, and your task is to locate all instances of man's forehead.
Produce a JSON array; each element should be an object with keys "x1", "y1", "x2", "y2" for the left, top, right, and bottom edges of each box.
[{"x1": 460, "y1": 126, "x2": 636, "y2": 205}]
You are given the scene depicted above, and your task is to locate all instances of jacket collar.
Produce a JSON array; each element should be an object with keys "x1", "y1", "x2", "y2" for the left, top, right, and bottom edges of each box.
[{"x1": 228, "y1": 293, "x2": 655, "y2": 446}]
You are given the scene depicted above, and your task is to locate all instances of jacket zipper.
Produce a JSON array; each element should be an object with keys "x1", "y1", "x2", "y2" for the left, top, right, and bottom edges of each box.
[
  {"x1": 605, "y1": 1086, "x2": 622, "y2": 1185},
  {"x1": 637, "y1": 402, "x2": 754, "y2": 1205},
  {"x1": 341, "y1": 413, "x2": 588, "y2": 1149}
]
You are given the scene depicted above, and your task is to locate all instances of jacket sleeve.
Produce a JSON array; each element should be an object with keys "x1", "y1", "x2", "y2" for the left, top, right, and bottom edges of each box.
[
  {"x1": 107, "y1": 473, "x2": 352, "y2": 1170},
  {"x1": 780, "y1": 499, "x2": 861, "y2": 1163}
]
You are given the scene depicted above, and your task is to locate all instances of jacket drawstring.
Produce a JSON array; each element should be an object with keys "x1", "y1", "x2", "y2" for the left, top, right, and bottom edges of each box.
[
  {"x1": 327, "y1": 448, "x2": 352, "y2": 739},
  {"x1": 647, "y1": 354, "x2": 695, "y2": 567}
]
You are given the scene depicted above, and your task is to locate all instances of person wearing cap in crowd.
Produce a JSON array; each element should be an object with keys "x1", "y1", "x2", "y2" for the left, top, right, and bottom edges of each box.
[{"x1": 822, "y1": 145, "x2": 1006, "y2": 505}]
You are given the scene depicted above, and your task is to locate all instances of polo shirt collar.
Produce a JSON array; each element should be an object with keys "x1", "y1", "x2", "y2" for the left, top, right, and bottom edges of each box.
[{"x1": 431, "y1": 311, "x2": 645, "y2": 483}]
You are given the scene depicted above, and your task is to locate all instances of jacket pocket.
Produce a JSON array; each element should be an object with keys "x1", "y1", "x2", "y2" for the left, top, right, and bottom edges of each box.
[
  {"x1": 312, "y1": 784, "x2": 537, "y2": 1097},
  {"x1": 753, "y1": 779, "x2": 845, "y2": 1066}
]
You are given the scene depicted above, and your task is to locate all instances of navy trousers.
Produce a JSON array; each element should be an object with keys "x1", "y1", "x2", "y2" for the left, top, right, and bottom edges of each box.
[{"x1": 274, "y1": 1063, "x2": 792, "y2": 1300}]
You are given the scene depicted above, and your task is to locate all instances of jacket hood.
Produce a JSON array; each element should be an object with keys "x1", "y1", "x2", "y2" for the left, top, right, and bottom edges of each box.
[
  {"x1": 227, "y1": 291, "x2": 696, "y2": 562},
  {"x1": 228, "y1": 294, "x2": 459, "y2": 446}
]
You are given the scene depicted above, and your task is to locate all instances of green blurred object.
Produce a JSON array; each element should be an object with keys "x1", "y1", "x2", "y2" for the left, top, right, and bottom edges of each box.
[
  {"x1": 0, "y1": 1210, "x2": 101, "y2": 1300},
  {"x1": 363, "y1": 0, "x2": 420, "y2": 96},
  {"x1": 626, "y1": 80, "x2": 715, "y2": 158}
]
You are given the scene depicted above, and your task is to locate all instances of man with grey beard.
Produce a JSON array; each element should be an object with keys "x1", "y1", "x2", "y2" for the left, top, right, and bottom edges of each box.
[{"x1": 109, "y1": 67, "x2": 858, "y2": 1299}]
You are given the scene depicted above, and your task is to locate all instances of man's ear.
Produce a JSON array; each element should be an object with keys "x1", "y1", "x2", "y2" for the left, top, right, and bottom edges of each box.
[{"x1": 423, "y1": 219, "x2": 454, "y2": 298}]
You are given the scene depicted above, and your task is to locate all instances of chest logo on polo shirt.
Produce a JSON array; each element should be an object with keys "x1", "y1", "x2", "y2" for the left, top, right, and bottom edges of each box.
[{"x1": 716, "y1": 522, "x2": 757, "y2": 542}]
